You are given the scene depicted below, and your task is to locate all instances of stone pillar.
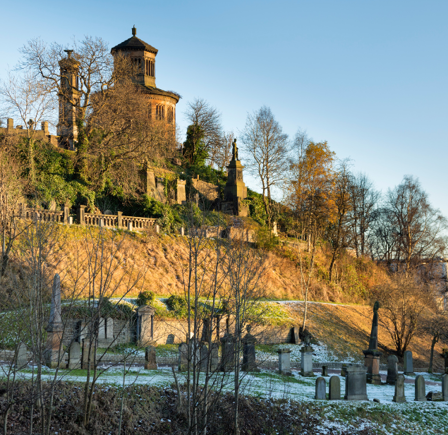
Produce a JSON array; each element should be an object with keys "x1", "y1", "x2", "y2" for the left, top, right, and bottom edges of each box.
[
  {"x1": 199, "y1": 343, "x2": 209, "y2": 372},
  {"x1": 242, "y1": 329, "x2": 258, "y2": 372},
  {"x1": 106, "y1": 318, "x2": 114, "y2": 340},
  {"x1": 210, "y1": 343, "x2": 219, "y2": 371},
  {"x1": 98, "y1": 318, "x2": 106, "y2": 340},
  {"x1": 393, "y1": 374, "x2": 406, "y2": 403},
  {"x1": 315, "y1": 377, "x2": 326, "y2": 400},
  {"x1": 68, "y1": 341, "x2": 81, "y2": 369},
  {"x1": 155, "y1": 224, "x2": 160, "y2": 234},
  {"x1": 45, "y1": 274, "x2": 65, "y2": 368},
  {"x1": 6, "y1": 118, "x2": 13, "y2": 132},
  {"x1": 363, "y1": 301, "x2": 382, "y2": 384},
  {"x1": 41, "y1": 121, "x2": 49, "y2": 135},
  {"x1": 180, "y1": 227, "x2": 185, "y2": 236},
  {"x1": 128, "y1": 222, "x2": 133, "y2": 231},
  {"x1": 443, "y1": 349, "x2": 448, "y2": 374},
  {"x1": 117, "y1": 211, "x2": 123, "y2": 228},
  {"x1": 15, "y1": 343, "x2": 28, "y2": 369},
  {"x1": 442, "y1": 374, "x2": 448, "y2": 401},
  {"x1": 344, "y1": 366, "x2": 368, "y2": 401},
  {"x1": 277, "y1": 348, "x2": 292, "y2": 375},
  {"x1": 176, "y1": 179, "x2": 187, "y2": 204},
  {"x1": 63, "y1": 203, "x2": 70, "y2": 224},
  {"x1": 404, "y1": 351, "x2": 415, "y2": 375},
  {"x1": 145, "y1": 345, "x2": 157, "y2": 370},
  {"x1": 136, "y1": 306, "x2": 155, "y2": 347},
  {"x1": 414, "y1": 375, "x2": 427, "y2": 401},
  {"x1": 386, "y1": 355, "x2": 398, "y2": 385},
  {"x1": 220, "y1": 333, "x2": 235, "y2": 372},
  {"x1": 329, "y1": 376, "x2": 341, "y2": 400},
  {"x1": 77, "y1": 205, "x2": 86, "y2": 225},
  {"x1": 300, "y1": 345, "x2": 314, "y2": 377},
  {"x1": 156, "y1": 177, "x2": 166, "y2": 203}
]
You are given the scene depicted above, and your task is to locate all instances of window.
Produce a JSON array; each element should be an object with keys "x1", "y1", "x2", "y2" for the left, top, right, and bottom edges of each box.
[
  {"x1": 156, "y1": 104, "x2": 165, "y2": 120},
  {"x1": 167, "y1": 107, "x2": 174, "y2": 123}
]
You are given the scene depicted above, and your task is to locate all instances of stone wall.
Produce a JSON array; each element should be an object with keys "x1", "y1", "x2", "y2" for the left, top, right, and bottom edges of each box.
[
  {"x1": 0, "y1": 118, "x2": 58, "y2": 146},
  {"x1": 191, "y1": 177, "x2": 220, "y2": 202}
]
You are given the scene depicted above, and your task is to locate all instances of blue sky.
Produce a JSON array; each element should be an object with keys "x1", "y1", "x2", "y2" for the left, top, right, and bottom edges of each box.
[{"x1": 1, "y1": 0, "x2": 447, "y2": 216}]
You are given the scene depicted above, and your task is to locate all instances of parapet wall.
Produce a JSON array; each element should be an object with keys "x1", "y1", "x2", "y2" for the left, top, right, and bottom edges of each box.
[{"x1": 0, "y1": 118, "x2": 58, "y2": 146}]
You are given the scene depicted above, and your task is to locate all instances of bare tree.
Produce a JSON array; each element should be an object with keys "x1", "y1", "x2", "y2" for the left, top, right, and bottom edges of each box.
[
  {"x1": 185, "y1": 98, "x2": 223, "y2": 167},
  {"x1": 214, "y1": 130, "x2": 234, "y2": 171},
  {"x1": 241, "y1": 106, "x2": 289, "y2": 227},
  {"x1": 421, "y1": 310, "x2": 448, "y2": 373}
]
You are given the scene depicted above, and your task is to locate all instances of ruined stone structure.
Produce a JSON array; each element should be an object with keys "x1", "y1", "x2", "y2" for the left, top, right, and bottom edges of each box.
[
  {"x1": 0, "y1": 119, "x2": 58, "y2": 146},
  {"x1": 110, "y1": 27, "x2": 179, "y2": 129}
]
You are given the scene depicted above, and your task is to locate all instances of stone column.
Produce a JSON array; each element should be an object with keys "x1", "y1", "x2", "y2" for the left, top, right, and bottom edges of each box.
[
  {"x1": 277, "y1": 348, "x2": 292, "y2": 375},
  {"x1": 136, "y1": 306, "x2": 155, "y2": 347},
  {"x1": 363, "y1": 301, "x2": 382, "y2": 385},
  {"x1": 242, "y1": 329, "x2": 258, "y2": 372},
  {"x1": 63, "y1": 203, "x2": 70, "y2": 224},
  {"x1": 344, "y1": 366, "x2": 368, "y2": 401},
  {"x1": 117, "y1": 211, "x2": 123, "y2": 228},
  {"x1": 44, "y1": 274, "x2": 65, "y2": 368},
  {"x1": 77, "y1": 205, "x2": 86, "y2": 225}
]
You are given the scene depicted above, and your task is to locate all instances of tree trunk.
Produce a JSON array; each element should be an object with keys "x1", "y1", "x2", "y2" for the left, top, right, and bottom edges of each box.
[{"x1": 429, "y1": 335, "x2": 438, "y2": 373}]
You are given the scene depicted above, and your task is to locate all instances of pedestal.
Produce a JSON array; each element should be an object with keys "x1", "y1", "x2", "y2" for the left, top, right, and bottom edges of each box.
[{"x1": 300, "y1": 346, "x2": 314, "y2": 377}]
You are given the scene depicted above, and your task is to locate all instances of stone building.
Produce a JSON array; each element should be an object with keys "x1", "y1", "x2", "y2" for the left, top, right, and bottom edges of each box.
[
  {"x1": 0, "y1": 119, "x2": 58, "y2": 146},
  {"x1": 110, "y1": 27, "x2": 180, "y2": 128}
]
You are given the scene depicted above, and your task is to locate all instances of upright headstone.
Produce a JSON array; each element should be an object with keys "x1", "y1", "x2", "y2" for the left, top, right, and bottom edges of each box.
[
  {"x1": 178, "y1": 343, "x2": 189, "y2": 372},
  {"x1": 386, "y1": 355, "x2": 399, "y2": 385},
  {"x1": 442, "y1": 374, "x2": 448, "y2": 401},
  {"x1": 344, "y1": 366, "x2": 368, "y2": 401},
  {"x1": 15, "y1": 343, "x2": 28, "y2": 369},
  {"x1": 136, "y1": 306, "x2": 155, "y2": 347},
  {"x1": 81, "y1": 339, "x2": 95, "y2": 370},
  {"x1": 300, "y1": 334, "x2": 314, "y2": 377},
  {"x1": 98, "y1": 318, "x2": 106, "y2": 340},
  {"x1": 315, "y1": 377, "x2": 326, "y2": 400},
  {"x1": 415, "y1": 375, "x2": 427, "y2": 401},
  {"x1": 68, "y1": 341, "x2": 81, "y2": 369},
  {"x1": 443, "y1": 350, "x2": 448, "y2": 375},
  {"x1": 210, "y1": 343, "x2": 219, "y2": 371},
  {"x1": 277, "y1": 348, "x2": 292, "y2": 375},
  {"x1": 393, "y1": 374, "x2": 406, "y2": 403},
  {"x1": 329, "y1": 376, "x2": 341, "y2": 400},
  {"x1": 45, "y1": 274, "x2": 65, "y2": 368},
  {"x1": 404, "y1": 351, "x2": 415, "y2": 375},
  {"x1": 220, "y1": 333, "x2": 235, "y2": 372},
  {"x1": 363, "y1": 301, "x2": 382, "y2": 385},
  {"x1": 145, "y1": 345, "x2": 157, "y2": 370},
  {"x1": 242, "y1": 328, "x2": 258, "y2": 372}
]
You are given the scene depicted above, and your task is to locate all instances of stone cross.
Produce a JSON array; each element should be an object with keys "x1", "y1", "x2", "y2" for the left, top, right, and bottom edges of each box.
[
  {"x1": 442, "y1": 374, "x2": 448, "y2": 401},
  {"x1": 277, "y1": 348, "x2": 292, "y2": 375},
  {"x1": 68, "y1": 341, "x2": 81, "y2": 369},
  {"x1": 404, "y1": 351, "x2": 415, "y2": 375},
  {"x1": 363, "y1": 301, "x2": 382, "y2": 384},
  {"x1": 392, "y1": 374, "x2": 406, "y2": 403},
  {"x1": 344, "y1": 366, "x2": 368, "y2": 401},
  {"x1": 315, "y1": 377, "x2": 326, "y2": 400},
  {"x1": 329, "y1": 376, "x2": 341, "y2": 400},
  {"x1": 145, "y1": 345, "x2": 157, "y2": 370},
  {"x1": 414, "y1": 375, "x2": 427, "y2": 401},
  {"x1": 386, "y1": 355, "x2": 398, "y2": 385}
]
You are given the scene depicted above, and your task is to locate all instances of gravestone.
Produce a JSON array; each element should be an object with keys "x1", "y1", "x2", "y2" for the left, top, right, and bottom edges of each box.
[
  {"x1": 220, "y1": 333, "x2": 235, "y2": 372},
  {"x1": 341, "y1": 364, "x2": 348, "y2": 377},
  {"x1": 315, "y1": 377, "x2": 326, "y2": 400},
  {"x1": 68, "y1": 341, "x2": 81, "y2": 369},
  {"x1": 329, "y1": 376, "x2": 341, "y2": 400},
  {"x1": 426, "y1": 391, "x2": 443, "y2": 401},
  {"x1": 392, "y1": 374, "x2": 406, "y2": 403},
  {"x1": 414, "y1": 375, "x2": 427, "y2": 401},
  {"x1": 166, "y1": 334, "x2": 175, "y2": 344},
  {"x1": 443, "y1": 349, "x2": 448, "y2": 374},
  {"x1": 277, "y1": 348, "x2": 292, "y2": 375},
  {"x1": 300, "y1": 335, "x2": 314, "y2": 377},
  {"x1": 98, "y1": 318, "x2": 106, "y2": 340},
  {"x1": 15, "y1": 343, "x2": 27, "y2": 369},
  {"x1": 386, "y1": 355, "x2": 399, "y2": 385},
  {"x1": 210, "y1": 343, "x2": 219, "y2": 371},
  {"x1": 81, "y1": 339, "x2": 95, "y2": 370},
  {"x1": 442, "y1": 374, "x2": 448, "y2": 401},
  {"x1": 344, "y1": 366, "x2": 368, "y2": 401},
  {"x1": 199, "y1": 343, "x2": 209, "y2": 371},
  {"x1": 404, "y1": 351, "x2": 415, "y2": 375},
  {"x1": 178, "y1": 343, "x2": 189, "y2": 372},
  {"x1": 363, "y1": 301, "x2": 382, "y2": 385},
  {"x1": 45, "y1": 274, "x2": 64, "y2": 368},
  {"x1": 322, "y1": 365, "x2": 329, "y2": 376},
  {"x1": 106, "y1": 318, "x2": 114, "y2": 340},
  {"x1": 136, "y1": 306, "x2": 155, "y2": 347},
  {"x1": 242, "y1": 328, "x2": 258, "y2": 372},
  {"x1": 145, "y1": 345, "x2": 157, "y2": 370}
]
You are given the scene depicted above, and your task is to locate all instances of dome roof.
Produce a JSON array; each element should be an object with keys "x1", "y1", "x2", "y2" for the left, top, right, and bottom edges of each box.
[{"x1": 111, "y1": 27, "x2": 158, "y2": 55}]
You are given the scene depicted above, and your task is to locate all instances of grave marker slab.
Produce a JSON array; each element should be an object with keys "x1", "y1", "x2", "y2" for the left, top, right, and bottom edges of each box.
[
  {"x1": 386, "y1": 355, "x2": 398, "y2": 385},
  {"x1": 277, "y1": 348, "x2": 292, "y2": 375},
  {"x1": 404, "y1": 351, "x2": 415, "y2": 375},
  {"x1": 414, "y1": 375, "x2": 427, "y2": 402},
  {"x1": 68, "y1": 341, "x2": 81, "y2": 369},
  {"x1": 329, "y1": 376, "x2": 341, "y2": 400},
  {"x1": 344, "y1": 366, "x2": 368, "y2": 401},
  {"x1": 393, "y1": 374, "x2": 406, "y2": 403},
  {"x1": 443, "y1": 374, "x2": 448, "y2": 401},
  {"x1": 145, "y1": 345, "x2": 157, "y2": 370},
  {"x1": 315, "y1": 377, "x2": 326, "y2": 400}
]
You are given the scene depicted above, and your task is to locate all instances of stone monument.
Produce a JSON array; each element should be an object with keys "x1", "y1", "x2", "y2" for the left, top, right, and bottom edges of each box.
[
  {"x1": 386, "y1": 355, "x2": 398, "y2": 385},
  {"x1": 404, "y1": 351, "x2": 415, "y2": 375},
  {"x1": 300, "y1": 332, "x2": 314, "y2": 377},
  {"x1": 136, "y1": 305, "x2": 155, "y2": 347},
  {"x1": 414, "y1": 375, "x2": 427, "y2": 402},
  {"x1": 277, "y1": 348, "x2": 292, "y2": 376},
  {"x1": 68, "y1": 341, "x2": 81, "y2": 369},
  {"x1": 220, "y1": 333, "x2": 235, "y2": 372},
  {"x1": 363, "y1": 301, "x2": 382, "y2": 385},
  {"x1": 15, "y1": 343, "x2": 28, "y2": 369},
  {"x1": 178, "y1": 343, "x2": 189, "y2": 372},
  {"x1": 242, "y1": 327, "x2": 258, "y2": 372},
  {"x1": 392, "y1": 374, "x2": 406, "y2": 403},
  {"x1": 344, "y1": 366, "x2": 368, "y2": 401},
  {"x1": 145, "y1": 345, "x2": 157, "y2": 370},
  {"x1": 44, "y1": 274, "x2": 65, "y2": 368},
  {"x1": 315, "y1": 377, "x2": 326, "y2": 400},
  {"x1": 442, "y1": 374, "x2": 448, "y2": 401},
  {"x1": 329, "y1": 376, "x2": 341, "y2": 400}
]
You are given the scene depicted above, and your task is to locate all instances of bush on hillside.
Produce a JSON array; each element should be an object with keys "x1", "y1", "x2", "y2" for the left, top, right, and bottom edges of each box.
[{"x1": 136, "y1": 291, "x2": 156, "y2": 307}]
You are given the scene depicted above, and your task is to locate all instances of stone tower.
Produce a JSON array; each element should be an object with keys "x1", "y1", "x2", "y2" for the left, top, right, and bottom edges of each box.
[
  {"x1": 57, "y1": 50, "x2": 80, "y2": 150},
  {"x1": 222, "y1": 139, "x2": 249, "y2": 216},
  {"x1": 111, "y1": 27, "x2": 179, "y2": 127}
]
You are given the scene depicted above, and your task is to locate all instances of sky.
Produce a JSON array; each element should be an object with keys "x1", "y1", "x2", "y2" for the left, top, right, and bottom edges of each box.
[{"x1": 0, "y1": 0, "x2": 447, "y2": 216}]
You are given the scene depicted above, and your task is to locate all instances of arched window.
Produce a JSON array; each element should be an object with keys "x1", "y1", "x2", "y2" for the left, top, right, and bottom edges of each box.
[
  {"x1": 167, "y1": 107, "x2": 174, "y2": 123},
  {"x1": 156, "y1": 104, "x2": 165, "y2": 120}
]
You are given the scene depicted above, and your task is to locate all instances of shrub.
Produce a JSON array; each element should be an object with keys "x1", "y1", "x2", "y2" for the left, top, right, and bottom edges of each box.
[
  {"x1": 166, "y1": 295, "x2": 188, "y2": 317},
  {"x1": 136, "y1": 291, "x2": 156, "y2": 307}
]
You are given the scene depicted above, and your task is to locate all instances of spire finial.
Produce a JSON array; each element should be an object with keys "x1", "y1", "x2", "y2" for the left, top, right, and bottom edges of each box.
[
  {"x1": 64, "y1": 49, "x2": 73, "y2": 59},
  {"x1": 132, "y1": 25, "x2": 136, "y2": 37}
]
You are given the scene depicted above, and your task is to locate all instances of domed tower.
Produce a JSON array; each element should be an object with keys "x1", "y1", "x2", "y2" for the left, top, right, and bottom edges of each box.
[{"x1": 111, "y1": 26, "x2": 179, "y2": 126}]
